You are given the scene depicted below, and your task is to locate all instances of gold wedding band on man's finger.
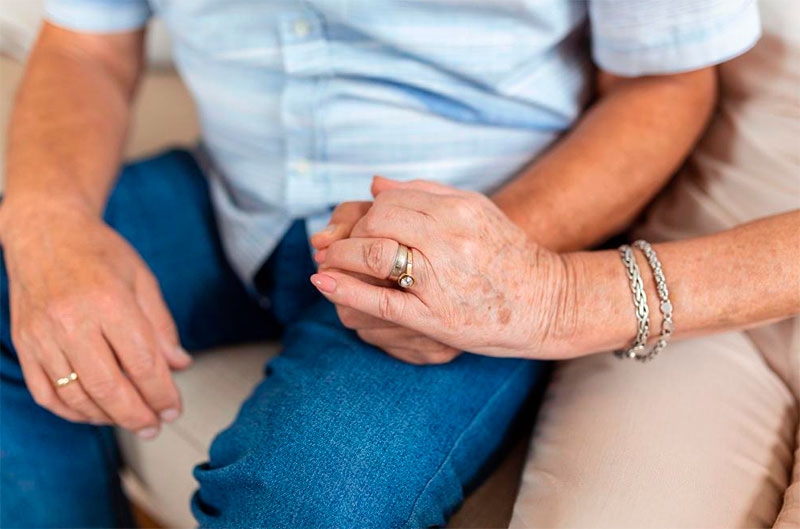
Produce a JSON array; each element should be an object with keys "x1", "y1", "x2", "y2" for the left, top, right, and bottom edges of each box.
[
  {"x1": 388, "y1": 243, "x2": 416, "y2": 289},
  {"x1": 54, "y1": 371, "x2": 78, "y2": 388}
]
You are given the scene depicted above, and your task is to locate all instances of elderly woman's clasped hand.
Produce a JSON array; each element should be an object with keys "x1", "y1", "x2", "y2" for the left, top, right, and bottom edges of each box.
[{"x1": 310, "y1": 177, "x2": 573, "y2": 364}]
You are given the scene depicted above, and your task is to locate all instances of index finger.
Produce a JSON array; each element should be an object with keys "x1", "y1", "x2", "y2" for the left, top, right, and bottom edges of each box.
[
  {"x1": 310, "y1": 201, "x2": 372, "y2": 250},
  {"x1": 310, "y1": 270, "x2": 429, "y2": 334}
]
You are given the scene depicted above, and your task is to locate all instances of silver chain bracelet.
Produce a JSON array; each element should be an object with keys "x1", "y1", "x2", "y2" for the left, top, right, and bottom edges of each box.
[
  {"x1": 615, "y1": 240, "x2": 674, "y2": 362},
  {"x1": 633, "y1": 240, "x2": 674, "y2": 360}
]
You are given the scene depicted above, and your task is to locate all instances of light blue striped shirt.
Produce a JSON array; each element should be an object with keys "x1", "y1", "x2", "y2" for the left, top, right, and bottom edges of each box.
[{"x1": 46, "y1": 0, "x2": 761, "y2": 283}]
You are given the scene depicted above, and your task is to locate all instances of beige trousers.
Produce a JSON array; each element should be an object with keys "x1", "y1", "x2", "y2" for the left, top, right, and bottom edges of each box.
[
  {"x1": 511, "y1": 2, "x2": 800, "y2": 524},
  {"x1": 509, "y1": 322, "x2": 800, "y2": 528}
]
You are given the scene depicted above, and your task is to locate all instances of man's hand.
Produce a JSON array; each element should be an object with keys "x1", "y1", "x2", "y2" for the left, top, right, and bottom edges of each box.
[
  {"x1": 0, "y1": 23, "x2": 188, "y2": 435},
  {"x1": 0, "y1": 203, "x2": 191, "y2": 437},
  {"x1": 310, "y1": 181, "x2": 461, "y2": 364}
]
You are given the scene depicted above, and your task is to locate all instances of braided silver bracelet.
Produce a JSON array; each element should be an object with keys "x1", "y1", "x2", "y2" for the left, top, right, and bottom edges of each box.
[
  {"x1": 615, "y1": 240, "x2": 674, "y2": 362},
  {"x1": 614, "y1": 244, "x2": 650, "y2": 360}
]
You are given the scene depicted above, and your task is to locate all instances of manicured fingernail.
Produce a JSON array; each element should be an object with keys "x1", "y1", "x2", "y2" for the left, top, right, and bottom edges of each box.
[
  {"x1": 137, "y1": 426, "x2": 159, "y2": 440},
  {"x1": 310, "y1": 273, "x2": 337, "y2": 293},
  {"x1": 314, "y1": 249, "x2": 327, "y2": 263},
  {"x1": 160, "y1": 408, "x2": 180, "y2": 422}
]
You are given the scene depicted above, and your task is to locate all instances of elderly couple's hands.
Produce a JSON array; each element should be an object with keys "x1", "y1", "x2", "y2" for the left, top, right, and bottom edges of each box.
[
  {"x1": 0, "y1": 202, "x2": 191, "y2": 437},
  {"x1": 311, "y1": 177, "x2": 570, "y2": 363}
]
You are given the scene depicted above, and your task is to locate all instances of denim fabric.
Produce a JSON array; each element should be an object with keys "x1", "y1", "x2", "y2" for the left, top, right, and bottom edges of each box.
[
  {"x1": 0, "y1": 149, "x2": 546, "y2": 528},
  {"x1": 0, "y1": 150, "x2": 274, "y2": 528}
]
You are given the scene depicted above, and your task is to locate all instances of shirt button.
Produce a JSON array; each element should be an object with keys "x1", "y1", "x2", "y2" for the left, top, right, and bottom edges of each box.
[
  {"x1": 291, "y1": 159, "x2": 312, "y2": 175},
  {"x1": 293, "y1": 19, "x2": 311, "y2": 38}
]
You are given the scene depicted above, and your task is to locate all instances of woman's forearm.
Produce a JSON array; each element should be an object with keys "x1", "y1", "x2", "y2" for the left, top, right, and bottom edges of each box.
[{"x1": 551, "y1": 210, "x2": 800, "y2": 358}]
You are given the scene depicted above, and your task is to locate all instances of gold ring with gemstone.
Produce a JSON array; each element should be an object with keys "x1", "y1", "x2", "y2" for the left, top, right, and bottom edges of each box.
[
  {"x1": 388, "y1": 243, "x2": 415, "y2": 288},
  {"x1": 55, "y1": 372, "x2": 78, "y2": 388}
]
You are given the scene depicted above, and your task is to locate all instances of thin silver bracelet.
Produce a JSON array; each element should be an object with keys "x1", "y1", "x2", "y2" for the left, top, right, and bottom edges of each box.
[
  {"x1": 614, "y1": 244, "x2": 650, "y2": 360},
  {"x1": 632, "y1": 240, "x2": 674, "y2": 361}
]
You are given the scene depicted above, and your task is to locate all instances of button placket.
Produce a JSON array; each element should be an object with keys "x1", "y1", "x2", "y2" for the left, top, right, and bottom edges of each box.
[{"x1": 279, "y1": 12, "x2": 331, "y2": 216}]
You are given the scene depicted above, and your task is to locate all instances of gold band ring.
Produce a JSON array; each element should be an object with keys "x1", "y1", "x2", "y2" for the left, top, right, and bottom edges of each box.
[
  {"x1": 55, "y1": 372, "x2": 78, "y2": 388},
  {"x1": 388, "y1": 243, "x2": 416, "y2": 288},
  {"x1": 388, "y1": 243, "x2": 409, "y2": 282}
]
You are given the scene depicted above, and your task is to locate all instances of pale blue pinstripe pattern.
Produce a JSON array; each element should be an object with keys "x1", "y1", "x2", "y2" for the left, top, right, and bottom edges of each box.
[{"x1": 46, "y1": 0, "x2": 760, "y2": 283}]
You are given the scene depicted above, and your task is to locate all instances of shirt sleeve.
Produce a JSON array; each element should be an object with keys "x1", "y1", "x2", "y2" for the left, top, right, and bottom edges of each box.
[
  {"x1": 45, "y1": 0, "x2": 152, "y2": 33},
  {"x1": 589, "y1": 0, "x2": 761, "y2": 76}
]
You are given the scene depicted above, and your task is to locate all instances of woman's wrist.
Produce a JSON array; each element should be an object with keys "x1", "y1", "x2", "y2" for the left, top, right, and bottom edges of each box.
[
  {"x1": 544, "y1": 249, "x2": 654, "y2": 358},
  {"x1": 511, "y1": 244, "x2": 572, "y2": 359}
]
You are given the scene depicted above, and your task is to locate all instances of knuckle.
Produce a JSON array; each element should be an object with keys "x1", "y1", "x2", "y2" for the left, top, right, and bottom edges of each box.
[
  {"x1": 361, "y1": 210, "x2": 381, "y2": 236},
  {"x1": 450, "y1": 196, "x2": 477, "y2": 223},
  {"x1": 454, "y1": 237, "x2": 479, "y2": 260},
  {"x1": 124, "y1": 352, "x2": 157, "y2": 379},
  {"x1": 92, "y1": 288, "x2": 126, "y2": 313},
  {"x1": 377, "y1": 290, "x2": 401, "y2": 321},
  {"x1": 85, "y1": 376, "x2": 121, "y2": 402},
  {"x1": 45, "y1": 298, "x2": 78, "y2": 326},
  {"x1": 60, "y1": 387, "x2": 94, "y2": 409},
  {"x1": 11, "y1": 324, "x2": 33, "y2": 350},
  {"x1": 364, "y1": 240, "x2": 389, "y2": 276}
]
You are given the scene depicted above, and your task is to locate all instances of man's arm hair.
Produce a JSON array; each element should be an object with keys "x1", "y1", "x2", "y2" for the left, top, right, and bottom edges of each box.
[
  {"x1": 0, "y1": 22, "x2": 145, "y2": 237},
  {"x1": 492, "y1": 67, "x2": 717, "y2": 252}
]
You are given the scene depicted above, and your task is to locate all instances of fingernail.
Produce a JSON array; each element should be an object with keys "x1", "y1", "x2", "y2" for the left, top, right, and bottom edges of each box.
[
  {"x1": 314, "y1": 249, "x2": 327, "y2": 263},
  {"x1": 160, "y1": 408, "x2": 180, "y2": 422},
  {"x1": 137, "y1": 426, "x2": 160, "y2": 440},
  {"x1": 310, "y1": 273, "x2": 337, "y2": 293}
]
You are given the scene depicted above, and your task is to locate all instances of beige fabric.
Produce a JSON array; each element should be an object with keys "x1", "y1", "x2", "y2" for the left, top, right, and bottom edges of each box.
[
  {"x1": 511, "y1": 333, "x2": 797, "y2": 528},
  {"x1": 118, "y1": 344, "x2": 281, "y2": 529},
  {"x1": 511, "y1": 1, "x2": 800, "y2": 526}
]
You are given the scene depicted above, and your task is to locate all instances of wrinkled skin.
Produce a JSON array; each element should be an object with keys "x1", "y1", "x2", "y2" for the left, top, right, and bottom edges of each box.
[
  {"x1": 0, "y1": 204, "x2": 191, "y2": 435},
  {"x1": 311, "y1": 177, "x2": 568, "y2": 364}
]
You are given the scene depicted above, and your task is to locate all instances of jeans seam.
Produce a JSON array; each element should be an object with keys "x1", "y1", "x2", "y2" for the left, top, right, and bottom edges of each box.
[{"x1": 402, "y1": 360, "x2": 532, "y2": 528}]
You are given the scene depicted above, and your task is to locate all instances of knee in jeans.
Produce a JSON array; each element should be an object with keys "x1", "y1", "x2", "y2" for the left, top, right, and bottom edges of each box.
[{"x1": 192, "y1": 438, "x2": 449, "y2": 529}]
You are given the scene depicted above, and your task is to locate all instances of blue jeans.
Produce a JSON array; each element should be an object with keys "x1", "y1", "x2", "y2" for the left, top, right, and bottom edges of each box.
[{"x1": 0, "y1": 149, "x2": 547, "y2": 528}]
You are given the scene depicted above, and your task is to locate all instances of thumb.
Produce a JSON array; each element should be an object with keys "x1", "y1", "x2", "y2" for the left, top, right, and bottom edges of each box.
[{"x1": 136, "y1": 272, "x2": 193, "y2": 371}]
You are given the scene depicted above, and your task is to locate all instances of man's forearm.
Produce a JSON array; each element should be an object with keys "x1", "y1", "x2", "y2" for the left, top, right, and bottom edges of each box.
[
  {"x1": 0, "y1": 23, "x2": 144, "y2": 240},
  {"x1": 492, "y1": 68, "x2": 717, "y2": 252}
]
